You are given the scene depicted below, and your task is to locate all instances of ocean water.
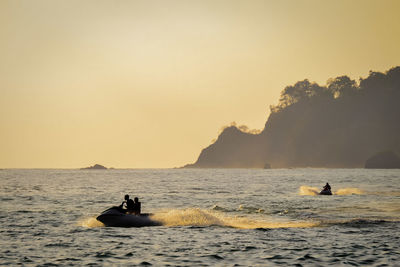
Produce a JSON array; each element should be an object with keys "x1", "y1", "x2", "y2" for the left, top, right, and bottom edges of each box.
[{"x1": 1, "y1": 168, "x2": 399, "y2": 266}]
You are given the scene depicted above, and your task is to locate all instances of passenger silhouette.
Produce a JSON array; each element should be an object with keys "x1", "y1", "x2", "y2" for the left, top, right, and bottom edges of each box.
[{"x1": 132, "y1": 197, "x2": 141, "y2": 215}]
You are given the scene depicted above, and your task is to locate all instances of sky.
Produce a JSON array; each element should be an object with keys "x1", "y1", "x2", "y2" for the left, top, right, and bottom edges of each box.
[{"x1": 1, "y1": 0, "x2": 399, "y2": 168}]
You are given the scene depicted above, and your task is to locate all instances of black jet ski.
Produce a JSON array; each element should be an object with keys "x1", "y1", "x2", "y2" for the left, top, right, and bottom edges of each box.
[
  {"x1": 96, "y1": 206, "x2": 161, "y2": 227},
  {"x1": 319, "y1": 189, "x2": 332, "y2": 195}
]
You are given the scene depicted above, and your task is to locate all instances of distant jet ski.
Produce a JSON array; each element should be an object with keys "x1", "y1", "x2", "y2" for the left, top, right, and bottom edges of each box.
[
  {"x1": 319, "y1": 182, "x2": 332, "y2": 195},
  {"x1": 319, "y1": 188, "x2": 332, "y2": 195},
  {"x1": 96, "y1": 206, "x2": 160, "y2": 227}
]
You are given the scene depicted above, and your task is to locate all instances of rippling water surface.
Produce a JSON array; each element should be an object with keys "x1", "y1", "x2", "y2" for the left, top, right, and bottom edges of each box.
[{"x1": 1, "y1": 168, "x2": 399, "y2": 266}]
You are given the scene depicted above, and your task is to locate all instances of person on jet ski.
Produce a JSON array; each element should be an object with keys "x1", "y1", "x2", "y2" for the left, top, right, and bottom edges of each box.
[
  {"x1": 132, "y1": 197, "x2": 141, "y2": 215},
  {"x1": 119, "y1": 194, "x2": 135, "y2": 213},
  {"x1": 323, "y1": 183, "x2": 331, "y2": 191}
]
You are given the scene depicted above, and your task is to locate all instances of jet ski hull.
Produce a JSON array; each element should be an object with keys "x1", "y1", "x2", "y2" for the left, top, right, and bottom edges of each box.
[
  {"x1": 96, "y1": 206, "x2": 161, "y2": 227},
  {"x1": 319, "y1": 189, "x2": 332, "y2": 195}
]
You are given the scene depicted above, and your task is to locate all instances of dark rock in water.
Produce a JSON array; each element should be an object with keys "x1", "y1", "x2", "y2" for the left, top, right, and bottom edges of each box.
[
  {"x1": 81, "y1": 164, "x2": 107, "y2": 170},
  {"x1": 263, "y1": 163, "x2": 271, "y2": 169},
  {"x1": 365, "y1": 151, "x2": 400, "y2": 169}
]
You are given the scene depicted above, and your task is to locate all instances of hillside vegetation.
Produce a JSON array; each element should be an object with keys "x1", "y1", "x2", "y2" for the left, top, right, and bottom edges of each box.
[{"x1": 185, "y1": 66, "x2": 400, "y2": 168}]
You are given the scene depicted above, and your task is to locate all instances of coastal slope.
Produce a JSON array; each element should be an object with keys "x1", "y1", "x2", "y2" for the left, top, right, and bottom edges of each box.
[{"x1": 186, "y1": 66, "x2": 400, "y2": 168}]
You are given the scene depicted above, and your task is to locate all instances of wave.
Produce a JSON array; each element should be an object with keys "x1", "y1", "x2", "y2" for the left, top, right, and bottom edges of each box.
[
  {"x1": 237, "y1": 205, "x2": 265, "y2": 214},
  {"x1": 78, "y1": 209, "x2": 317, "y2": 229},
  {"x1": 150, "y1": 208, "x2": 318, "y2": 229},
  {"x1": 299, "y1": 185, "x2": 364, "y2": 196},
  {"x1": 211, "y1": 205, "x2": 230, "y2": 212},
  {"x1": 366, "y1": 191, "x2": 400, "y2": 197},
  {"x1": 78, "y1": 217, "x2": 104, "y2": 228},
  {"x1": 335, "y1": 188, "x2": 364, "y2": 195},
  {"x1": 299, "y1": 186, "x2": 319, "y2": 196},
  {"x1": 211, "y1": 204, "x2": 266, "y2": 214},
  {"x1": 322, "y1": 218, "x2": 399, "y2": 227},
  {"x1": 78, "y1": 209, "x2": 399, "y2": 230}
]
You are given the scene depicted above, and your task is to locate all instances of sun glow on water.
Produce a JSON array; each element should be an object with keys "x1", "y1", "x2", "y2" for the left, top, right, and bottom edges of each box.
[
  {"x1": 78, "y1": 217, "x2": 104, "y2": 228},
  {"x1": 335, "y1": 188, "x2": 364, "y2": 195},
  {"x1": 150, "y1": 208, "x2": 318, "y2": 229}
]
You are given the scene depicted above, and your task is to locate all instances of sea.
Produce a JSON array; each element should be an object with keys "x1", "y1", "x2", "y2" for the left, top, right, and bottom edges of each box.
[{"x1": 1, "y1": 168, "x2": 399, "y2": 266}]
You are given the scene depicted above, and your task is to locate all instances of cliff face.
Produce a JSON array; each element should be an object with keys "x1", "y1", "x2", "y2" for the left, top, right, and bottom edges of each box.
[
  {"x1": 184, "y1": 126, "x2": 267, "y2": 168},
  {"x1": 186, "y1": 66, "x2": 400, "y2": 168},
  {"x1": 365, "y1": 151, "x2": 400, "y2": 169}
]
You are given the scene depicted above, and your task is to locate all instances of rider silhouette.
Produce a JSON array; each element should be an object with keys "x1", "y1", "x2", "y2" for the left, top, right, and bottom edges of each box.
[
  {"x1": 323, "y1": 183, "x2": 331, "y2": 191},
  {"x1": 120, "y1": 194, "x2": 135, "y2": 212}
]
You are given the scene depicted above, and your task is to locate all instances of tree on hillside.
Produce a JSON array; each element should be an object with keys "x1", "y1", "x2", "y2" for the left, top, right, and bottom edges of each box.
[
  {"x1": 271, "y1": 79, "x2": 330, "y2": 112},
  {"x1": 327, "y1": 76, "x2": 357, "y2": 98}
]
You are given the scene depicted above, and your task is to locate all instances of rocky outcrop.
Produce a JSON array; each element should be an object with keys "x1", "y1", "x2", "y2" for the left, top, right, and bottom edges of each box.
[
  {"x1": 184, "y1": 126, "x2": 267, "y2": 168},
  {"x1": 365, "y1": 151, "x2": 400, "y2": 169},
  {"x1": 81, "y1": 164, "x2": 108, "y2": 170},
  {"x1": 185, "y1": 66, "x2": 400, "y2": 168}
]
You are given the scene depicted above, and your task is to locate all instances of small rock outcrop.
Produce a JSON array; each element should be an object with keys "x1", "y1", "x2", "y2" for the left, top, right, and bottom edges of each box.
[
  {"x1": 263, "y1": 163, "x2": 271, "y2": 169},
  {"x1": 81, "y1": 164, "x2": 108, "y2": 170},
  {"x1": 365, "y1": 151, "x2": 400, "y2": 169}
]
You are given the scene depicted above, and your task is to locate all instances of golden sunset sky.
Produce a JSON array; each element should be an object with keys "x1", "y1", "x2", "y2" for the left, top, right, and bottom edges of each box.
[{"x1": 1, "y1": 0, "x2": 399, "y2": 168}]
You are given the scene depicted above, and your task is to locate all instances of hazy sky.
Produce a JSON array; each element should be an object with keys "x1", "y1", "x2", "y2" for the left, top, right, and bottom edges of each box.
[{"x1": 1, "y1": 0, "x2": 399, "y2": 168}]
